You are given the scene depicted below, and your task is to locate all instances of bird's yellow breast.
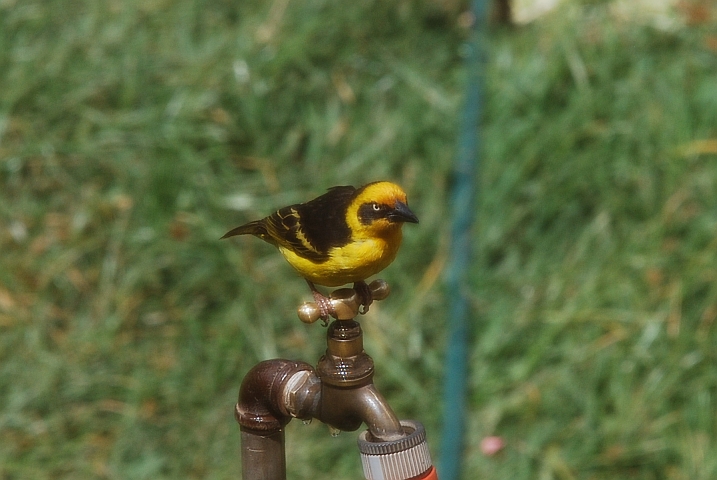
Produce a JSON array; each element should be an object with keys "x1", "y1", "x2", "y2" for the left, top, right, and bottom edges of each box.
[{"x1": 278, "y1": 227, "x2": 403, "y2": 287}]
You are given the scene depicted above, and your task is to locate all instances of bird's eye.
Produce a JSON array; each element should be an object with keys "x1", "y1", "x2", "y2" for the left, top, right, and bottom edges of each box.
[{"x1": 372, "y1": 203, "x2": 381, "y2": 211}]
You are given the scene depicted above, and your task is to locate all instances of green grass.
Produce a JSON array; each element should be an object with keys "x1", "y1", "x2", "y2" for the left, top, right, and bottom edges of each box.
[{"x1": 1, "y1": 0, "x2": 717, "y2": 479}]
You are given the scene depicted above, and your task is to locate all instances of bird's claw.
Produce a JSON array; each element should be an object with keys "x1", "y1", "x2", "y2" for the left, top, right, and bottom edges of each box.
[
  {"x1": 354, "y1": 281, "x2": 374, "y2": 315},
  {"x1": 312, "y1": 289, "x2": 335, "y2": 326}
]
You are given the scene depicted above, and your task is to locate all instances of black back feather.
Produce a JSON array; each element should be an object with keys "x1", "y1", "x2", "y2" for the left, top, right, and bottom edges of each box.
[
  {"x1": 223, "y1": 185, "x2": 357, "y2": 263},
  {"x1": 289, "y1": 185, "x2": 355, "y2": 256}
]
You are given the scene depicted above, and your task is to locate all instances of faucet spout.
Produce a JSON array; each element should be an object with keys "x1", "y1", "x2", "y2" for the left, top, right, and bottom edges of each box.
[
  {"x1": 282, "y1": 367, "x2": 404, "y2": 441},
  {"x1": 312, "y1": 318, "x2": 405, "y2": 441},
  {"x1": 342, "y1": 383, "x2": 404, "y2": 442}
]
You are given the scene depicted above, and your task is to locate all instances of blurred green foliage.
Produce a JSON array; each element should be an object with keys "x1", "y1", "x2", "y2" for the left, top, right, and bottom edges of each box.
[{"x1": 1, "y1": 0, "x2": 716, "y2": 479}]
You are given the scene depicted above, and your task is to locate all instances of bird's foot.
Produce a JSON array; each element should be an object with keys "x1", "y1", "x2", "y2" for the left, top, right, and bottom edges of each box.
[
  {"x1": 309, "y1": 286, "x2": 335, "y2": 326},
  {"x1": 354, "y1": 280, "x2": 374, "y2": 315}
]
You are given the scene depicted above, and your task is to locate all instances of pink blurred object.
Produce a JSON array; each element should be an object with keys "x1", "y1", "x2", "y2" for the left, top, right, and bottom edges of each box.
[{"x1": 480, "y1": 436, "x2": 506, "y2": 456}]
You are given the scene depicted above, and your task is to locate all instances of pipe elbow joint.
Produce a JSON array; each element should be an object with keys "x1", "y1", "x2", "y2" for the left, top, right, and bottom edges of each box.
[{"x1": 235, "y1": 359, "x2": 314, "y2": 432}]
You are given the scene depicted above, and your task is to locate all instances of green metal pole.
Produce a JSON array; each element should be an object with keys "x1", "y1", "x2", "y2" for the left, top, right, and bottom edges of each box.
[{"x1": 440, "y1": 1, "x2": 486, "y2": 479}]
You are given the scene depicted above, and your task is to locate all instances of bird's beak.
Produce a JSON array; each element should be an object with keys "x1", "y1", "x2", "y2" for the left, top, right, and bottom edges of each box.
[{"x1": 388, "y1": 201, "x2": 419, "y2": 224}]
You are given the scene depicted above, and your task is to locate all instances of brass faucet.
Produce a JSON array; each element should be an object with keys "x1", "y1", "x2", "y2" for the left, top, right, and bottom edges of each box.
[{"x1": 235, "y1": 281, "x2": 434, "y2": 479}]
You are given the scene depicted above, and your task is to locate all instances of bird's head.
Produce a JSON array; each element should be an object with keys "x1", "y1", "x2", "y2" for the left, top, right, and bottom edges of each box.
[{"x1": 347, "y1": 181, "x2": 419, "y2": 238}]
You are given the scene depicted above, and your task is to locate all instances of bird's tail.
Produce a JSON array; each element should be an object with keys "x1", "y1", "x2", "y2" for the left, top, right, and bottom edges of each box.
[{"x1": 220, "y1": 220, "x2": 268, "y2": 239}]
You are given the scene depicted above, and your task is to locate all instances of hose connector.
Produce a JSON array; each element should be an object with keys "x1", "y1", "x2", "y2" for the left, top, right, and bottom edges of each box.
[{"x1": 358, "y1": 420, "x2": 436, "y2": 480}]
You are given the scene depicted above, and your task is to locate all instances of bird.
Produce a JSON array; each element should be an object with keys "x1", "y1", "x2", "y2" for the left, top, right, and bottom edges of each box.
[{"x1": 221, "y1": 181, "x2": 419, "y2": 322}]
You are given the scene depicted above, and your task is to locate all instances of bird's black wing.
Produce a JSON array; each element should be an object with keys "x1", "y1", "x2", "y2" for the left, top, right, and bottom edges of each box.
[{"x1": 263, "y1": 186, "x2": 356, "y2": 263}]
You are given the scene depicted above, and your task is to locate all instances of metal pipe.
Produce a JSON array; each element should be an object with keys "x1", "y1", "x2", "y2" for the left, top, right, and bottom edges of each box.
[
  {"x1": 235, "y1": 359, "x2": 314, "y2": 480},
  {"x1": 239, "y1": 428, "x2": 286, "y2": 480}
]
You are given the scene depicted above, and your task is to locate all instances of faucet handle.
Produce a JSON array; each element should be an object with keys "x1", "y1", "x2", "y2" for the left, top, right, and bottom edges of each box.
[{"x1": 297, "y1": 279, "x2": 390, "y2": 324}]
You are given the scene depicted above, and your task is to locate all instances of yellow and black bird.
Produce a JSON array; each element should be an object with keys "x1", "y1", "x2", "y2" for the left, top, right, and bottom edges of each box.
[{"x1": 222, "y1": 181, "x2": 419, "y2": 321}]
